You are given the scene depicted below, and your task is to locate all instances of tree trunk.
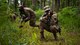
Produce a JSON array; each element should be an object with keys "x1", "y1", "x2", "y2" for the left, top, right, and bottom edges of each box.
[
  {"x1": 43, "y1": 0, "x2": 46, "y2": 7},
  {"x1": 48, "y1": 0, "x2": 51, "y2": 6},
  {"x1": 40, "y1": 0, "x2": 43, "y2": 9},
  {"x1": 20, "y1": 0, "x2": 23, "y2": 5},
  {"x1": 22, "y1": 0, "x2": 27, "y2": 7},
  {"x1": 79, "y1": 0, "x2": 80, "y2": 7},
  {"x1": 57, "y1": 0, "x2": 60, "y2": 10},
  {"x1": 14, "y1": 0, "x2": 18, "y2": 12},
  {"x1": 37, "y1": 0, "x2": 41, "y2": 8},
  {"x1": 52, "y1": 0, "x2": 55, "y2": 11},
  {"x1": 32, "y1": 0, "x2": 36, "y2": 10},
  {"x1": 55, "y1": 0, "x2": 58, "y2": 12},
  {"x1": 67, "y1": 0, "x2": 70, "y2": 6}
]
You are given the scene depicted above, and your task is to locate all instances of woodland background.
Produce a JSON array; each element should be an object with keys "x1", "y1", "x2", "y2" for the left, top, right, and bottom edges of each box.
[{"x1": 0, "y1": 0, "x2": 80, "y2": 45}]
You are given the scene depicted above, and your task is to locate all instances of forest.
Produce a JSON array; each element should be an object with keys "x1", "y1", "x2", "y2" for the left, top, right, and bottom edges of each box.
[{"x1": 0, "y1": 0, "x2": 80, "y2": 45}]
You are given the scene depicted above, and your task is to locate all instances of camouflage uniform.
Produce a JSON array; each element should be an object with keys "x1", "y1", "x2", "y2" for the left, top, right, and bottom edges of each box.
[
  {"x1": 39, "y1": 6, "x2": 61, "y2": 40},
  {"x1": 19, "y1": 5, "x2": 38, "y2": 27},
  {"x1": 50, "y1": 13, "x2": 61, "y2": 34}
]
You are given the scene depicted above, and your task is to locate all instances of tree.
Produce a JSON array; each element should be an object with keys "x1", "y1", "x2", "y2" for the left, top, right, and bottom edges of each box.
[
  {"x1": 43, "y1": 0, "x2": 46, "y2": 7},
  {"x1": 51, "y1": 0, "x2": 55, "y2": 11},
  {"x1": 14, "y1": 0, "x2": 18, "y2": 12},
  {"x1": 32, "y1": 0, "x2": 37, "y2": 10}
]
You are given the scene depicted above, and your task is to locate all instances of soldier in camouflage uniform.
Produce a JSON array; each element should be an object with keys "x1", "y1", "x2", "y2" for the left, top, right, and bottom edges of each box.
[
  {"x1": 39, "y1": 6, "x2": 61, "y2": 40},
  {"x1": 19, "y1": 5, "x2": 38, "y2": 28}
]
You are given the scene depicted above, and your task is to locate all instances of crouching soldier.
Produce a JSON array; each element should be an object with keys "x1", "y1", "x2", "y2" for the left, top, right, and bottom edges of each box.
[
  {"x1": 19, "y1": 5, "x2": 38, "y2": 28},
  {"x1": 39, "y1": 6, "x2": 61, "y2": 40}
]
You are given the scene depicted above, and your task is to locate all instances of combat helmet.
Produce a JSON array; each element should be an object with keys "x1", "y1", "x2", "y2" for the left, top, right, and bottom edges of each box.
[{"x1": 43, "y1": 6, "x2": 51, "y2": 12}]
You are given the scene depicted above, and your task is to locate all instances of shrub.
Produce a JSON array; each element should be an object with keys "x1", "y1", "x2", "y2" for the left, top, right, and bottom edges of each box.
[
  {"x1": 58, "y1": 7, "x2": 80, "y2": 32},
  {"x1": 35, "y1": 9, "x2": 44, "y2": 20}
]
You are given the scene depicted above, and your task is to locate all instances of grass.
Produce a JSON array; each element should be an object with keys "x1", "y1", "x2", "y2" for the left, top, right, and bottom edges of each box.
[
  {"x1": 16, "y1": 20, "x2": 80, "y2": 45},
  {"x1": 16, "y1": 7, "x2": 80, "y2": 45},
  {"x1": 0, "y1": 7, "x2": 80, "y2": 45}
]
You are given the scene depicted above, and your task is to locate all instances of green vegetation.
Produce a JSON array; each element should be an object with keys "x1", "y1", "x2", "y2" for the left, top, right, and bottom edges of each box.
[
  {"x1": 0, "y1": 6, "x2": 80, "y2": 45},
  {"x1": 58, "y1": 7, "x2": 80, "y2": 45},
  {"x1": 0, "y1": 0, "x2": 80, "y2": 45},
  {"x1": 35, "y1": 9, "x2": 44, "y2": 20},
  {"x1": 58, "y1": 7, "x2": 80, "y2": 32}
]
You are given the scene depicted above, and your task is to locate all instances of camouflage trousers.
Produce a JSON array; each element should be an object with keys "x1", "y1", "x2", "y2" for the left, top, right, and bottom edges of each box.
[
  {"x1": 50, "y1": 24, "x2": 61, "y2": 34},
  {"x1": 20, "y1": 16, "x2": 38, "y2": 27}
]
